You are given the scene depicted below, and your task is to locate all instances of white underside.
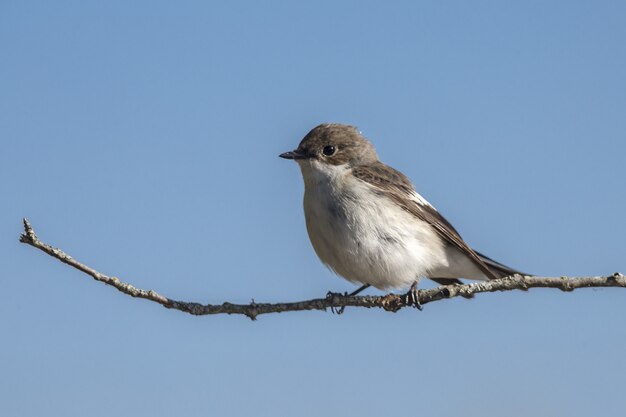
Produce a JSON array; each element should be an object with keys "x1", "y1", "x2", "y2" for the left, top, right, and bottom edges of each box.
[{"x1": 298, "y1": 159, "x2": 488, "y2": 290}]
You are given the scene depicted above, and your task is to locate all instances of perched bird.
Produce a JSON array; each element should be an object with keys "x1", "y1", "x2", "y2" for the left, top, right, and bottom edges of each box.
[{"x1": 280, "y1": 123, "x2": 522, "y2": 301}]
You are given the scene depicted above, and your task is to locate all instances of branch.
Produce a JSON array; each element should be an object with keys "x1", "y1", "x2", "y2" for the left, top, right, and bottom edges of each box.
[{"x1": 19, "y1": 218, "x2": 626, "y2": 320}]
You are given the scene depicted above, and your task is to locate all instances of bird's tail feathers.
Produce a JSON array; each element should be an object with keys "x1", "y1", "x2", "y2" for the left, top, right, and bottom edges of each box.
[
  {"x1": 476, "y1": 251, "x2": 528, "y2": 279},
  {"x1": 429, "y1": 253, "x2": 527, "y2": 300}
]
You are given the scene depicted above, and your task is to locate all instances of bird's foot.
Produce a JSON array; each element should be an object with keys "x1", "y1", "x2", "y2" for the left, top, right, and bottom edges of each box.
[
  {"x1": 326, "y1": 291, "x2": 348, "y2": 315},
  {"x1": 404, "y1": 282, "x2": 423, "y2": 311},
  {"x1": 326, "y1": 284, "x2": 371, "y2": 315}
]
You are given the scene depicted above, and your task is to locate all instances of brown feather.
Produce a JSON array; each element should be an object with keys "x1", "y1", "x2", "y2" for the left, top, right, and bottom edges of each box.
[{"x1": 352, "y1": 162, "x2": 499, "y2": 280}]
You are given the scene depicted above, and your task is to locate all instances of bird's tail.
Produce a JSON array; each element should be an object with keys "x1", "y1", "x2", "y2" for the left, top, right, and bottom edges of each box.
[
  {"x1": 475, "y1": 251, "x2": 528, "y2": 279},
  {"x1": 430, "y1": 253, "x2": 526, "y2": 299}
]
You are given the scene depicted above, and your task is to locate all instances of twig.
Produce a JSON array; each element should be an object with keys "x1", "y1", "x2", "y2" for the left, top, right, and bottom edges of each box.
[{"x1": 19, "y1": 218, "x2": 626, "y2": 320}]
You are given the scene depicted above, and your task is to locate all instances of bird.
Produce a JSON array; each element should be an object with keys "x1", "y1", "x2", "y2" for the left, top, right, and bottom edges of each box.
[{"x1": 280, "y1": 123, "x2": 522, "y2": 304}]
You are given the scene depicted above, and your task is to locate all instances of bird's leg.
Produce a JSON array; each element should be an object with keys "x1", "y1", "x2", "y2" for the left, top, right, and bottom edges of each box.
[
  {"x1": 405, "y1": 281, "x2": 423, "y2": 311},
  {"x1": 347, "y1": 284, "x2": 371, "y2": 297},
  {"x1": 327, "y1": 284, "x2": 371, "y2": 314}
]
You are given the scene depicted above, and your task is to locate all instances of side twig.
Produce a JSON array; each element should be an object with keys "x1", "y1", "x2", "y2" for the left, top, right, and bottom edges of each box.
[{"x1": 19, "y1": 218, "x2": 626, "y2": 320}]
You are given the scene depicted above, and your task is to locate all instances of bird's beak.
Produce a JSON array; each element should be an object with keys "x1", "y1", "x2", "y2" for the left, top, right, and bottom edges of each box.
[{"x1": 279, "y1": 149, "x2": 307, "y2": 160}]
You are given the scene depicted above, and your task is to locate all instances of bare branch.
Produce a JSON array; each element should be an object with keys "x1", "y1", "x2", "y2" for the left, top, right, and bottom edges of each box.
[{"x1": 19, "y1": 218, "x2": 626, "y2": 320}]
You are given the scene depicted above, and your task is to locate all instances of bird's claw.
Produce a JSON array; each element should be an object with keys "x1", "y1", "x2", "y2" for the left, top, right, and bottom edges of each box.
[
  {"x1": 326, "y1": 291, "x2": 348, "y2": 314},
  {"x1": 404, "y1": 282, "x2": 423, "y2": 311},
  {"x1": 333, "y1": 306, "x2": 347, "y2": 315}
]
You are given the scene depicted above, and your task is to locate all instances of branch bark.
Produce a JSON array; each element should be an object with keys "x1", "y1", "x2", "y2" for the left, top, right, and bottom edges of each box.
[{"x1": 19, "y1": 218, "x2": 626, "y2": 320}]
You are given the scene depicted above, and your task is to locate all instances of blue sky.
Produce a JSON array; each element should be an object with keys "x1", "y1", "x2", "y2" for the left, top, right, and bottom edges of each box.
[{"x1": 1, "y1": 1, "x2": 625, "y2": 416}]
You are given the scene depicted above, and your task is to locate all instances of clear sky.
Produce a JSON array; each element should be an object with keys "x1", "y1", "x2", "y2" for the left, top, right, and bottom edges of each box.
[{"x1": 2, "y1": 1, "x2": 625, "y2": 416}]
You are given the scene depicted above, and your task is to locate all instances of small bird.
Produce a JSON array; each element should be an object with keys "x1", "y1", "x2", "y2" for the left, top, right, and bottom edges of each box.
[{"x1": 280, "y1": 123, "x2": 522, "y2": 301}]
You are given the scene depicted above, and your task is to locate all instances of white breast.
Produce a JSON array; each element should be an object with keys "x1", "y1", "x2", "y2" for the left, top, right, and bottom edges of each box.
[{"x1": 298, "y1": 160, "x2": 448, "y2": 290}]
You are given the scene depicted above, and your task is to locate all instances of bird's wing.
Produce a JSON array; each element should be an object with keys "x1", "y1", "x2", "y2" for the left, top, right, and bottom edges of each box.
[{"x1": 352, "y1": 162, "x2": 499, "y2": 280}]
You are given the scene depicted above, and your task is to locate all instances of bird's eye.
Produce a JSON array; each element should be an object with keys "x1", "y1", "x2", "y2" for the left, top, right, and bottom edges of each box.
[{"x1": 322, "y1": 145, "x2": 336, "y2": 156}]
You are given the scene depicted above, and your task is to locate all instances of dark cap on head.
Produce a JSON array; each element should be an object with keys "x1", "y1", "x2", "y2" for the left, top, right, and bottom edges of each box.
[{"x1": 279, "y1": 123, "x2": 378, "y2": 165}]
